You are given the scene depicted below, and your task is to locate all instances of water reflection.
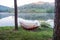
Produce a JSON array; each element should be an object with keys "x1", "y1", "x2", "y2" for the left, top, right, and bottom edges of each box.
[
  {"x1": 0, "y1": 13, "x2": 54, "y2": 28},
  {"x1": 0, "y1": 16, "x2": 21, "y2": 26},
  {"x1": 0, "y1": 16, "x2": 54, "y2": 28}
]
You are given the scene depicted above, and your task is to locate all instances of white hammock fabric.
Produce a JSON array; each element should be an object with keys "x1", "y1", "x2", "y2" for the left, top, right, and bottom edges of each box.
[{"x1": 20, "y1": 19, "x2": 40, "y2": 29}]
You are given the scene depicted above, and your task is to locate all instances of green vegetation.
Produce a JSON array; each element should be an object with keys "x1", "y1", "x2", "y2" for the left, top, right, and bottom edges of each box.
[
  {"x1": 0, "y1": 26, "x2": 53, "y2": 40},
  {"x1": 0, "y1": 2, "x2": 54, "y2": 13},
  {"x1": 18, "y1": 3, "x2": 54, "y2": 13},
  {"x1": 41, "y1": 22, "x2": 51, "y2": 28}
]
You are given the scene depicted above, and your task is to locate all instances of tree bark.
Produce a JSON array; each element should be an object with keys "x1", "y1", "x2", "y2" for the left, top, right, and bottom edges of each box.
[
  {"x1": 53, "y1": 0, "x2": 60, "y2": 40},
  {"x1": 14, "y1": 0, "x2": 18, "y2": 30}
]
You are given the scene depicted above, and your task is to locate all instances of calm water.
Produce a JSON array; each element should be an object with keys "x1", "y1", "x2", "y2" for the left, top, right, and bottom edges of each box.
[
  {"x1": 0, "y1": 13, "x2": 54, "y2": 27},
  {"x1": 0, "y1": 13, "x2": 54, "y2": 20}
]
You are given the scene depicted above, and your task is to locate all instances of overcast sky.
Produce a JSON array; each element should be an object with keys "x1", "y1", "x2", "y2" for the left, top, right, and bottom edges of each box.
[{"x1": 0, "y1": 0, "x2": 54, "y2": 8}]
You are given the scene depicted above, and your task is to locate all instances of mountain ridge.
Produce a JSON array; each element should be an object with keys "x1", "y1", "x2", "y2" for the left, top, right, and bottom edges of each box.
[
  {"x1": 0, "y1": 5, "x2": 13, "y2": 12},
  {"x1": 0, "y1": 1, "x2": 54, "y2": 13},
  {"x1": 18, "y1": 2, "x2": 54, "y2": 13}
]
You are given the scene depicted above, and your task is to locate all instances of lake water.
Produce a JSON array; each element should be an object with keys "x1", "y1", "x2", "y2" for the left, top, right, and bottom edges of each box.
[
  {"x1": 0, "y1": 13, "x2": 54, "y2": 20},
  {"x1": 0, "y1": 13, "x2": 54, "y2": 27}
]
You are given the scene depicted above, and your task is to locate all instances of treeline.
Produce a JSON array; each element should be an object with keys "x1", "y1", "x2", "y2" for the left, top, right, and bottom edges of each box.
[
  {"x1": 0, "y1": 2, "x2": 54, "y2": 13},
  {"x1": 18, "y1": 3, "x2": 54, "y2": 13}
]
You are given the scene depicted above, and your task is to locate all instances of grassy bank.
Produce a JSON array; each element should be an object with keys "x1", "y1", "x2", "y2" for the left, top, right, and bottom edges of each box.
[{"x1": 0, "y1": 26, "x2": 53, "y2": 40}]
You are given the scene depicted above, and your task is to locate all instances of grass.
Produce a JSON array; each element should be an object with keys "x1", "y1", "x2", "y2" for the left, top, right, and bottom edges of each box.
[{"x1": 0, "y1": 26, "x2": 53, "y2": 40}]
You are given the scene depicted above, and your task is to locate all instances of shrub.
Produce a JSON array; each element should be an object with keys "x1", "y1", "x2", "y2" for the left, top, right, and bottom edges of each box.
[{"x1": 41, "y1": 22, "x2": 51, "y2": 28}]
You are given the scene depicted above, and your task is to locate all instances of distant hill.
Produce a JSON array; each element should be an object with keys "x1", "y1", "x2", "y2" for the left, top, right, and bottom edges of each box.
[
  {"x1": 0, "y1": 1, "x2": 55, "y2": 13},
  {"x1": 18, "y1": 1, "x2": 55, "y2": 13},
  {"x1": 0, "y1": 5, "x2": 13, "y2": 12}
]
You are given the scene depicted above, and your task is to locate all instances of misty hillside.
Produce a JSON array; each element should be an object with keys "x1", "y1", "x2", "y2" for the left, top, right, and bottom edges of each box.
[
  {"x1": 0, "y1": 1, "x2": 55, "y2": 13},
  {"x1": 0, "y1": 5, "x2": 13, "y2": 12},
  {"x1": 18, "y1": 2, "x2": 55, "y2": 13}
]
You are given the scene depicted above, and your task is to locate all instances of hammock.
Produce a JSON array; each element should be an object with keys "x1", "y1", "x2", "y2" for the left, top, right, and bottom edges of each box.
[{"x1": 20, "y1": 20, "x2": 40, "y2": 30}]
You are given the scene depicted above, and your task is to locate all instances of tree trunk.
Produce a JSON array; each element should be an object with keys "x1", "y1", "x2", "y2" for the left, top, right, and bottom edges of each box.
[
  {"x1": 53, "y1": 0, "x2": 60, "y2": 40},
  {"x1": 14, "y1": 0, "x2": 18, "y2": 30}
]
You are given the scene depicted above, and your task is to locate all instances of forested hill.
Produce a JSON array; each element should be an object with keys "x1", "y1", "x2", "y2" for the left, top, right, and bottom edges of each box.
[
  {"x1": 18, "y1": 2, "x2": 54, "y2": 13},
  {"x1": 0, "y1": 1, "x2": 55, "y2": 13},
  {"x1": 0, "y1": 5, "x2": 13, "y2": 12}
]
